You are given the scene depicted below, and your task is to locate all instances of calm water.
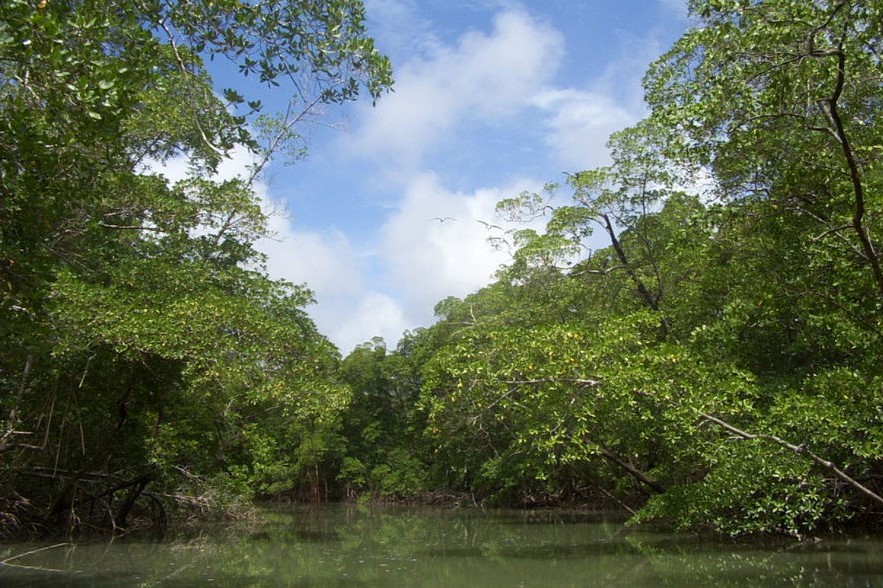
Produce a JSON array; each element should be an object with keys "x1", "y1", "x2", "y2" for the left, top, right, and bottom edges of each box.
[{"x1": 1, "y1": 504, "x2": 882, "y2": 587}]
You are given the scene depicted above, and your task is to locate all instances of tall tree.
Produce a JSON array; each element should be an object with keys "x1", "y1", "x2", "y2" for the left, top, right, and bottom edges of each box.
[
  {"x1": 0, "y1": 0, "x2": 391, "y2": 537},
  {"x1": 645, "y1": 0, "x2": 883, "y2": 301},
  {"x1": 631, "y1": 0, "x2": 883, "y2": 534}
]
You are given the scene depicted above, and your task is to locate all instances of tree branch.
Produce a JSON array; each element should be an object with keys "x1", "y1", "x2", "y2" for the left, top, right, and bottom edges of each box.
[
  {"x1": 699, "y1": 412, "x2": 883, "y2": 506},
  {"x1": 598, "y1": 214, "x2": 661, "y2": 311},
  {"x1": 595, "y1": 443, "x2": 666, "y2": 494},
  {"x1": 825, "y1": 41, "x2": 883, "y2": 299},
  {"x1": 501, "y1": 377, "x2": 602, "y2": 387},
  {"x1": 155, "y1": 18, "x2": 227, "y2": 159}
]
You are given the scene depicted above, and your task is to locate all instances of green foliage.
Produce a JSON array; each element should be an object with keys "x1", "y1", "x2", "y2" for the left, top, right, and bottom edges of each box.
[
  {"x1": 11, "y1": 0, "x2": 876, "y2": 540},
  {"x1": 419, "y1": 311, "x2": 757, "y2": 504},
  {"x1": 635, "y1": 441, "x2": 845, "y2": 537},
  {"x1": 0, "y1": 0, "x2": 390, "y2": 536},
  {"x1": 351, "y1": 0, "x2": 883, "y2": 536},
  {"x1": 646, "y1": 0, "x2": 883, "y2": 296},
  {"x1": 336, "y1": 339, "x2": 429, "y2": 498}
]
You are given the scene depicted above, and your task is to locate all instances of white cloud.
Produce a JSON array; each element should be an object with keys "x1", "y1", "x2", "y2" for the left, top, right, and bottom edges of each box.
[
  {"x1": 259, "y1": 170, "x2": 550, "y2": 353},
  {"x1": 255, "y1": 207, "x2": 409, "y2": 354},
  {"x1": 259, "y1": 221, "x2": 363, "y2": 298},
  {"x1": 533, "y1": 88, "x2": 638, "y2": 170},
  {"x1": 326, "y1": 291, "x2": 410, "y2": 354},
  {"x1": 348, "y1": 9, "x2": 565, "y2": 164},
  {"x1": 378, "y1": 171, "x2": 542, "y2": 323}
]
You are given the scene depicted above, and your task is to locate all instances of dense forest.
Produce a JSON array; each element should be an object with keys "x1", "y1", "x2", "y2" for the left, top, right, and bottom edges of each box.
[
  {"x1": 2, "y1": 0, "x2": 882, "y2": 540},
  {"x1": 0, "y1": 0, "x2": 391, "y2": 538}
]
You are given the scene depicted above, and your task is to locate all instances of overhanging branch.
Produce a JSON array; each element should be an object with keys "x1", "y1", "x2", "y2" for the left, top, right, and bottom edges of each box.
[{"x1": 699, "y1": 412, "x2": 883, "y2": 506}]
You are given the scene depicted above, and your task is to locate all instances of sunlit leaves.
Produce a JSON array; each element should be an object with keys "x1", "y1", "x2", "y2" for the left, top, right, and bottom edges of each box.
[
  {"x1": 646, "y1": 0, "x2": 883, "y2": 290},
  {"x1": 402, "y1": 1, "x2": 883, "y2": 533},
  {"x1": 418, "y1": 310, "x2": 757, "y2": 504},
  {"x1": 636, "y1": 441, "x2": 843, "y2": 537},
  {"x1": 0, "y1": 0, "x2": 392, "y2": 527}
]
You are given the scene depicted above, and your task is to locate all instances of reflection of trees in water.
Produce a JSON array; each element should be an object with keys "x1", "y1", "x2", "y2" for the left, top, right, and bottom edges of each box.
[{"x1": 1, "y1": 505, "x2": 881, "y2": 587}]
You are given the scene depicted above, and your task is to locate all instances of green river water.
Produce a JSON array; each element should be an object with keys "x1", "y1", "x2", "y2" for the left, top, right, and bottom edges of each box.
[{"x1": 1, "y1": 504, "x2": 881, "y2": 587}]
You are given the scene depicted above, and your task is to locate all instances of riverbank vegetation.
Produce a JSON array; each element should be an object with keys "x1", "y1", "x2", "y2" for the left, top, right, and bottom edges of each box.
[
  {"x1": 0, "y1": 0, "x2": 391, "y2": 539},
  {"x1": 334, "y1": 0, "x2": 883, "y2": 538},
  {"x1": 2, "y1": 0, "x2": 881, "y2": 540}
]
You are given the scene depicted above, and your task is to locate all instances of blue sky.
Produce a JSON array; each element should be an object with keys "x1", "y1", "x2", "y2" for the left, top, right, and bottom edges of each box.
[{"x1": 203, "y1": 0, "x2": 691, "y2": 353}]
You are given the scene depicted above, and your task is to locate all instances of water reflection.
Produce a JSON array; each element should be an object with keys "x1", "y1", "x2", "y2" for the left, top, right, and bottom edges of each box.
[{"x1": 1, "y1": 504, "x2": 882, "y2": 587}]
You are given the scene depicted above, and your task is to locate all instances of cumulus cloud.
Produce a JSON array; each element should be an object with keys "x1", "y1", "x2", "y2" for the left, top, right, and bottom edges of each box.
[
  {"x1": 533, "y1": 88, "x2": 637, "y2": 171},
  {"x1": 255, "y1": 205, "x2": 410, "y2": 353},
  {"x1": 378, "y1": 172, "x2": 543, "y2": 323},
  {"x1": 327, "y1": 291, "x2": 410, "y2": 354},
  {"x1": 348, "y1": 9, "x2": 565, "y2": 164},
  {"x1": 149, "y1": 4, "x2": 682, "y2": 353},
  {"x1": 260, "y1": 222, "x2": 362, "y2": 298}
]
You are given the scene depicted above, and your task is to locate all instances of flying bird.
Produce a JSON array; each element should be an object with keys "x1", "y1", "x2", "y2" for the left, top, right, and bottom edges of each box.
[
  {"x1": 429, "y1": 217, "x2": 456, "y2": 223},
  {"x1": 476, "y1": 220, "x2": 503, "y2": 231}
]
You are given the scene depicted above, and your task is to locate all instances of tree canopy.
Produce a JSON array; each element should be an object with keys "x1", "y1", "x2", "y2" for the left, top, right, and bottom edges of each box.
[
  {"x1": 330, "y1": 0, "x2": 883, "y2": 537},
  {"x1": 3, "y1": 0, "x2": 881, "y2": 540},
  {"x1": 0, "y1": 0, "x2": 391, "y2": 538}
]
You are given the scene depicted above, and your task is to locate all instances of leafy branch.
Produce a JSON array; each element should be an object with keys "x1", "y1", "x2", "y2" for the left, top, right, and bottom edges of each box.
[{"x1": 699, "y1": 412, "x2": 883, "y2": 507}]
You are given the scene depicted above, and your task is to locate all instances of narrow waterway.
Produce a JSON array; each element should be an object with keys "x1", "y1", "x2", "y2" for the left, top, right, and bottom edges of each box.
[{"x1": 1, "y1": 504, "x2": 881, "y2": 587}]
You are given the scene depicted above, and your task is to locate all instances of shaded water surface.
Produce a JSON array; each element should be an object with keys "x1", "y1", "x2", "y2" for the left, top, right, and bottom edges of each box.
[{"x1": 1, "y1": 504, "x2": 882, "y2": 586}]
